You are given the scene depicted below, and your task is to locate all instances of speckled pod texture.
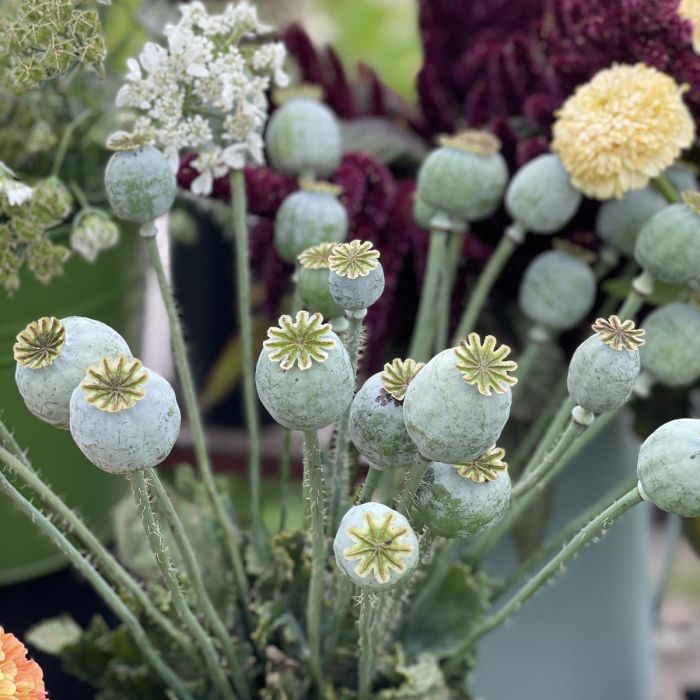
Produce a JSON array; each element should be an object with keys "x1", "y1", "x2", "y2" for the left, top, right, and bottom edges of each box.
[
  {"x1": 635, "y1": 204, "x2": 700, "y2": 284},
  {"x1": 567, "y1": 335, "x2": 640, "y2": 414},
  {"x1": 505, "y1": 154, "x2": 581, "y2": 234},
  {"x1": 329, "y1": 264, "x2": 385, "y2": 311},
  {"x1": 519, "y1": 250, "x2": 596, "y2": 332},
  {"x1": 255, "y1": 329, "x2": 354, "y2": 430},
  {"x1": 348, "y1": 372, "x2": 419, "y2": 469},
  {"x1": 69, "y1": 369, "x2": 181, "y2": 474},
  {"x1": 417, "y1": 147, "x2": 508, "y2": 222},
  {"x1": 16, "y1": 317, "x2": 132, "y2": 430},
  {"x1": 595, "y1": 187, "x2": 667, "y2": 257},
  {"x1": 403, "y1": 348, "x2": 512, "y2": 463},
  {"x1": 637, "y1": 418, "x2": 700, "y2": 517},
  {"x1": 641, "y1": 302, "x2": 700, "y2": 387},
  {"x1": 104, "y1": 146, "x2": 176, "y2": 224},
  {"x1": 274, "y1": 190, "x2": 348, "y2": 263},
  {"x1": 297, "y1": 267, "x2": 345, "y2": 319},
  {"x1": 265, "y1": 98, "x2": 341, "y2": 178},
  {"x1": 416, "y1": 461, "x2": 511, "y2": 538}
]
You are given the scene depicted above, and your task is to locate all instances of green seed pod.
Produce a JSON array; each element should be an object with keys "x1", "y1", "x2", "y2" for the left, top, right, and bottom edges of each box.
[
  {"x1": 403, "y1": 334, "x2": 516, "y2": 463},
  {"x1": 265, "y1": 89, "x2": 342, "y2": 178},
  {"x1": 595, "y1": 187, "x2": 667, "y2": 257},
  {"x1": 640, "y1": 302, "x2": 700, "y2": 387},
  {"x1": 635, "y1": 194, "x2": 700, "y2": 285},
  {"x1": 297, "y1": 243, "x2": 345, "y2": 319},
  {"x1": 417, "y1": 130, "x2": 508, "y2": 223},
  {"x1": 567, "y1": 316, "x2": 644, "y2": 414},
  {"x1": 518, "y1": 248, "x2": 596, "y2": 332},
  {"x1": 333, "y1": 501, "x2": 419, "y2": 590},
  {"x1": 328, "y1": 240, "x2": 385, "y2": 311},
  {"x1": 104, "y1": 145, "x2": 176, "y2": 224},
  {"x1": 637, "y1": 418, "x2": 700, "y2": 517},
  {"x1": 14, "y1": 316, "x2": 132, "y2": 430},
  {"x1": 413, "y1": 193, "x2": 439, "y2": 229},
  {"x1": 274, "y1": 180, "x2": 347, "y2": 264},
  {"x1": 69, "y1": 356, "x2": 181, "y2": 474},
  {"x1": 666, "y1": 165, "x2": 698, "y2": 192},
  {"x1": 349, "y1": 359, "x2": 424, "y2": 469},
  {"x1": 415, "y1": 453, "x2": 511, "y2": 538},
  {"x1": 505, "y1": 154, "x2": 581, "y2": 234},
  {"x1": 255, "y1": 310, "x2": 354, "y2": 430}
]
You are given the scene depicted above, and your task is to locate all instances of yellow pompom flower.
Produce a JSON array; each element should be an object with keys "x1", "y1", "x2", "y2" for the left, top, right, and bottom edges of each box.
[
  {"x1": 680, "y1": 0, "x2": 700, "y2": 53},
  {"x1": 0, "y1": 627, "x2": 46, "y2": 699},
  {"x1": 552, "y1": 63, "x2": 695, "y2": 200}
]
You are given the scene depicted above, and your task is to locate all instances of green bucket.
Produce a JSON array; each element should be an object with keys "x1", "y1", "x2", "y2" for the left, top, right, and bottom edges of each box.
[{"x1": 0, "y1": 233, "x2": 144, "y2": 584}]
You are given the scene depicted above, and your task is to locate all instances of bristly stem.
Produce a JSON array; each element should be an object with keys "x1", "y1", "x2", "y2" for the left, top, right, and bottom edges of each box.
[
  {"x1": 434, "y1": 231, "x2": 464, "y2": 352},
  {"x1": 279, "y1": 429, "x2": 291, "y2": 531},
  {"x1": 396, "y1": 458, "x2": 429, "y2": 515},
  {"x1": 230, "y1": 170, "x2": 267, "y2": 560},
  {"x1": 359, "y1": 466, "x2": 382, "y2": 503},
  {"x1": 358, "y1": 590, "x2": 378, "y2": 700},
  {"x1": 0, "y1": 469, "x2": 195, "y2": 700}
]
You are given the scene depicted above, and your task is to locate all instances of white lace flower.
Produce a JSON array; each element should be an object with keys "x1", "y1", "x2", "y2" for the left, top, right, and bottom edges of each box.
[
  {"x1": 190, "y1": 148, "x2": 228, "y2": 195},
  {"x1": 0, "y1": 163, "x2": 33, "y2": 206}
]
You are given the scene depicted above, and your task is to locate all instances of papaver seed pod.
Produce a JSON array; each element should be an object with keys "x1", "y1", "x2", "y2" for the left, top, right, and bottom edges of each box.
[
  {"x1": 104, "y1": 145, "x2": 176, "y2": 223},
  {"x1": 274, "y1": 180, "x2": 347, "y2": 264},
  {"x1": 413, "y1": 193, "x2": 439, "y2": 229},
  {"x1": 635, "y1": 195, "x2": 700, "y2": 285},
  {"x1": 416, "y1": 130, "x2": 508, "y2": 223},
  {"x1": 505, "y1": 153, "x2": 581, "y2": 234},
  {"x1": 595, "y1": 187, "x2": 667, "y2": 257},
  {"x1": 403, "y1": 334, "x2": 516, "y2": 463},
  {"x1": 637, "y1": 418, "x2": 700, "y2": 517},
  {"x1": 567, "y1": 316, "x2": 644, "y2": 414},
  {"x1": 297, "y1": 243, "x2": 345, "y2": 319},
  {"x1": 640, "y1": 302, "x2": 700, "y2": 387},
  {"x1": 69, "y1": 356, "x2": 181, "y2": 474},
  {"x1": 333, "y1": 501, "x2": 419, "y2": 590},
  {"x1": 415, "y1": 455, "x2": 511, "y2": 538},
  {"x1": 265, "y1": 92, "x2": 342, "y2": 178},
  {"x1": 348, "y1": 359, "x2": 424, "y2": 469},
  {"x1": 255, "y1": 311, "x2": 354, "y2": 430},
  {"x1": 328, "y1": 240, "x2": 384, "y2": 311},
  {"x1": 518, "y1": 248, "x2": 596, "y2": 332},
  {"x1": 667, "y1": 165, "x2": 698, "y2": 192},
  {"x1": 14, "y1": 316, "x2": 132, "y2": 430}
]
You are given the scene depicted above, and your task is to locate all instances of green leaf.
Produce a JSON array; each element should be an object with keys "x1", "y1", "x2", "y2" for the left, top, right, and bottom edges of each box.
[
  {"x1": 26, "y1": 616, "x2": 83, "y2": 655},
  {"x1": 378, "y1": 651, "x2": 449, "y2": 700},
  {"x1": 601, "y1": 274, "x2": 686, "y2": 306}
]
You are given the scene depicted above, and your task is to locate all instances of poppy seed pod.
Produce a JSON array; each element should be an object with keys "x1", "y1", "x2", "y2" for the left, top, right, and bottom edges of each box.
[
  {"x1": 69, "y1": 356, "x2": 181, "y2": 474},
  {"x1": 297, "y1": 243, "x2": 345, "y2": 319},
  {"x1": 274, "y1": 180, "x2": 347, "y2": 264},
  {"x1": 328, "y1": 240, "x2": 384, "y2": 311},
  {"x1": 104, "y1": 145, "x2": 176, "y2": 223},
  {"x1": 416, "y1": 454, "x2": 511, "y2": 538},
  {"x1": 14, "y1": 316, "x2": 132, "y2": 430},
  {"x1": 417, "y1": 131, "x2": 508, "y2": 223},
  {"x1": 255, "y1": 311, "x2": 354, "y2": 430},
  {"x1": 505, "y1": 153, "x2": 581, "y2": 234},
  {"x1": 413, "y1": 193, "x2": 440, "y2": 229},
  {"x1": 333, "y1": 502, "x2": 419, "y2": 590},
  {"x1": 637, "y1": 418, "x2": 700, "y2": 517},
  {"x1": 403, "y1": 334, "x2": 516, "y2": 463},
  {"x1": 567, "y1": 316, "x2": 644, "y2": 414}
]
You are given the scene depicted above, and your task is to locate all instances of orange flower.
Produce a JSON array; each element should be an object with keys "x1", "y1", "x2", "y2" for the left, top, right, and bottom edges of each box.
[{"x1": 0, "y1": 627, "x2": 47, "y2": 700}]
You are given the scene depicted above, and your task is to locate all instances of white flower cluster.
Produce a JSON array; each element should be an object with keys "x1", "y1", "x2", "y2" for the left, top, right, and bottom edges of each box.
[
  {"x1": 0, "y1": 163, "x2": 34, "y2": 207},
  {"x1": 113, "y1": 1, "x2": 289, "y2": 195}
]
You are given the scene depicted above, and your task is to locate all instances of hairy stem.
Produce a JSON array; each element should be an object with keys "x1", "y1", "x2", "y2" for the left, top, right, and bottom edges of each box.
[
  {"x1": 279, "y1": 428, "x2": 291, "y2": 531},
  {"x1": 359, "y1": 466, "x2": 382, "y2": 503},
  {"x1": 358, "y1": 590, "x2": 378, "y2": 700},
  {"x1": 396, "y1": 458, "x2": 429, "y2": 515}
]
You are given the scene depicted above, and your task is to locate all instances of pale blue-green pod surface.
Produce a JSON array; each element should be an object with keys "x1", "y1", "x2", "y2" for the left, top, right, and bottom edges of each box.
[
  {"x1": 666, "y1": 165, "x2": 698, "y2": 192},
  {"x1": 329, "y1": 264, "x2": 385, "y2": 311},
  {"x1": 595, "y1": 187, "x2": 667, "y2": 257},
  {"x1": 637, "y1": 418, "x2": 700, "y2": 517},
  {"x1": 297, "y1": 266, "x2": 345, "y2": 319},
  {"x1": 255, "y1": 329, "x2": 354, "y2": 430},
  {"x1": 416, "y1": 146, "x2": 508, "y2": 222},
  {"x1": 518, "y1": 250, "x2": 596, "y2": 332},
  {"x1": 69, "y1": 369, "x2": 181, "y2": 474},
  {"x1": 416, "y1": 461, "x2": 511, "y2": 538},
  {"x1": 505, "y1": 154, "x2": 581, "y2": 234},
  {"x1": 348, "y1": 372, "x2": 419, "y2": 469},
  {"x1": 265, "y1": 98, "x2": 341, "y2": 178},
  {"x1": 635, "y1": 204, "x2": 700, "y2": 284},
  {"x1": 104, "y1": 146, "x2": 176, "y2": 224},
  {"x1": 641, "y1": 302, "x2": 700, "y2": 387},
  {"x1": 274, "y1": 189, "x2": 348, "y2": 263},
  {"x1": 333, "y1": 501, "x2": 419, "y2": 590},
  {"x1": 16, "y1": 317, "x2": 132, "y2": 430},
  {"x1": 403, "y1": 348, "x2": 511, "y2": 463},
  {"x1": 567, "y1": 335, "x2": 640, "y2": 414},
  {"x1": 413, "y1": 194, "x2": 439, "y2": 229}
]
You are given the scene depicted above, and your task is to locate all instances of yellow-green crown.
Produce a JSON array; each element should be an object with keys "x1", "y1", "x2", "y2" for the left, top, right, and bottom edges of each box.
[
  {"x1": 591, "y1": 315, "x2": 645, "y2": 351},
  {"x1": 263, "y1": 310, "x2": 335, "y2": 370},
  {"x1": 438, "y1": 129, "x2": 501, "y2": 156},
  {"x1": 80, "y1": 356, "x2": 148, "y2": 412},
  {"x1": 682, "y1": 189, "x2": 700, "y2": 215},
  {"x1": 379, "y1": 358, "x2": 425, "y2": 402},
  {"x1": 328, "y1": 240, "x2": 380, "y2": 279},
  {"x1": 454, "y1": 333, "x2": 518, "y2": 396},
  {"x1": 106, "y1": 130, "x2": 154, "y2": 152},
  {"x1": 552, "y1": 238, "x2": 597, "y2": 265},
  {"x1": 299, "y1": 178, "x2": 343, "y2": 197},
  {"x1": 273, "y1": 83, "x2": 323, "y2": 104},
  {"x1": 453, "y1": 446, "x2": 508, "y2": 483},
  {"x1": 298, "y1": 242, "x2": 338, "y2": 270},
  {"x1": 14, "y1": 317, "x2": 65, "y2": 369}
]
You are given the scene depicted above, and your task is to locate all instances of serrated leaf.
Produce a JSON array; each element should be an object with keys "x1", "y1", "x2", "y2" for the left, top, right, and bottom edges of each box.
[{"x1": 377, "y1": 652, "x2": 449, "y2": 700}]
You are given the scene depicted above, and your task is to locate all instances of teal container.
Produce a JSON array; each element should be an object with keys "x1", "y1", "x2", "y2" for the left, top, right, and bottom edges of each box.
[{"x1": 0, "y1": 233, "x2": 144, "y2": 584}]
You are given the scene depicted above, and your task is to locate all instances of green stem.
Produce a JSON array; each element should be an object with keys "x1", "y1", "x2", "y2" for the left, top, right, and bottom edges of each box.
[
  {"x1": 129, "y1": 471, "x2": 237, "y2": 700},
  {"x1": 617, "y1": 270, "x2": 655, "y2": 321},
  {"x1": 396, "y1": 458, "x2": 429, "y2": 515},
  {"x1": 520, "y1": 396, "x2": 575, "y2": 478},
  {"x1": 510, "y1": 331, "x2": 547, "y2": 399},
  {"x1": 52, "y1": 109, "x2": 92, "y2": 177},
  {"x1": 653, "y1": 514, "x2": 682, "y2": 614},
  {"x1": 279, "y1": 428, "x2": 291, "y2": 532},
  {"x1": 652, "y1": 174, "x2": 680, "y2": 204},
  {"x1": 434, "y1": 232, "x2": 464, "y2": 352},
  {"x1": 358, "y1": 590, "x2": 377, "y2": 700},
  {"x1": 147, "y1": 469, "x2": 250, "y2": 700},
  {"x1": 69, "y1": 181, "x2": 90, "y2": 210},
  {"x1": 304, "y1": 430, "x2": 325, "y2": 692},
  {"x1": 452, "y1": 223, "x2": 524, "y2": 343},
  {"x1": 0, "y1": 469, "x2": 195, "y2": 700},
  {"x1": 409, "y1": 230, "x2": 448, "y2": 361},
  {"x1": 230, "y1": 170, "x2": 266, "y2": 559},
  {"x1": 359, "y1": 466, "x2": 383, "y2": 503}
]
